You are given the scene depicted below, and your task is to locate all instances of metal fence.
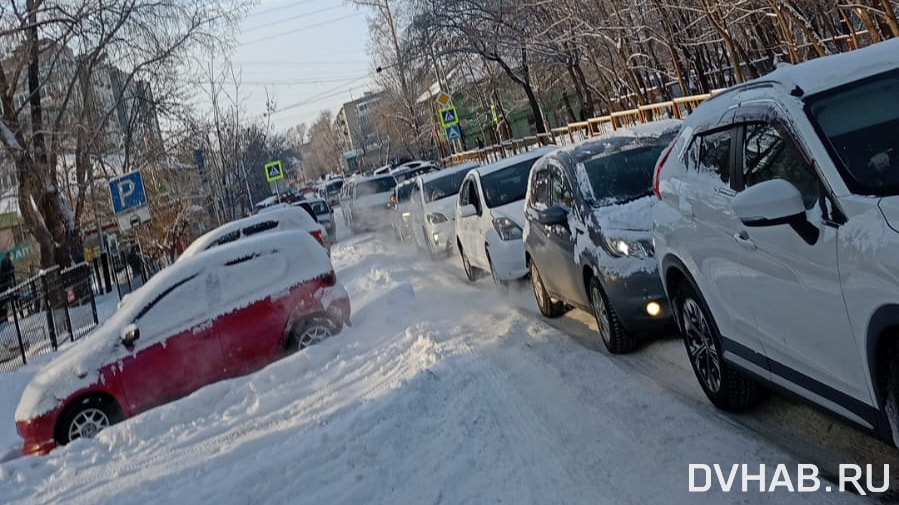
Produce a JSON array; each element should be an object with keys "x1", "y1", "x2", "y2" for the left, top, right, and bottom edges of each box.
[{"x1": 0, "y1": 263, "x2": 98, "y2": 373}]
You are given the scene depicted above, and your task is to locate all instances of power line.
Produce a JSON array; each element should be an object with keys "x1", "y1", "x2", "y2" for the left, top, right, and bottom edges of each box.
[
  {"x1": 270, "y1": 75, "x2": 371, "y2": 114},
  {"x1": 230, "y1": 59, "x2": 368, "y2": 66},
  {"x1": 244, "y1": 0, "x2": 325, "y2": 18},
  {"x1": 240, "y1": 13, "x2": 363, "y2": 46},
  {"x1": 241, "y1": 5, "x2": 335, "y2": 33}
]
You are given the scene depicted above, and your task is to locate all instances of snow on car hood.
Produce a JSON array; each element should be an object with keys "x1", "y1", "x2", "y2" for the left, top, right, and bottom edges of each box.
[
  {"x1": 491, "y1": 200, "x2": 527, "y2": 228},
  {"x1": 16, "y1": 231, "x2": 335, "y2": 422},
  {"x1": 592, "y1": 195, "x2": 655, "y2": 231}
]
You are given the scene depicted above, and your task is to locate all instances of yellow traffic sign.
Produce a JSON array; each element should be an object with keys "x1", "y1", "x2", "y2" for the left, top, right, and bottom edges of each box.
[
  {"x1": 264, "y1": 160, "x2": 284, "y2": 183},
  {"x1": 435, "y1": 92, "x2": 452, "y2": 107},
  {"x1": 438, "y1": 105, "x2": 459, "y2": 129}
]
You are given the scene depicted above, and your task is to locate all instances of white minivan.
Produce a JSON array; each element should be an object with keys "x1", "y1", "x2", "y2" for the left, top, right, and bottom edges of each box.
[{"x1": 454, "y1": 147, "x2": 555, "y2": 283}]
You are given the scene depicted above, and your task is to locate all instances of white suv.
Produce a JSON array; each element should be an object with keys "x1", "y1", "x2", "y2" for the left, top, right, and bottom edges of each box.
[{"x1": 652, "y1": 38, "x2": 899, "y2": 445}]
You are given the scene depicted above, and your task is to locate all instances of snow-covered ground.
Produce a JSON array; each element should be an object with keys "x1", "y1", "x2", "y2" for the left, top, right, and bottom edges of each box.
[{"x1": 0, "y1": 215, "x2": 890, "y2": 503}]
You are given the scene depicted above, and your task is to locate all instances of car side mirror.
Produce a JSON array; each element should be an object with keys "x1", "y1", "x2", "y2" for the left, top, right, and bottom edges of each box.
[
  {"x1": 732, "y1": 179, "x2": 819, "y2": 244},
  {"x1": 459, "y1": 204, "x2": 478, "y2": 218},
  {"x1": 121, "y1": 324, "x2": 140, "y2": 349},
  {"x1": 535, "y1": 205, "x2": 568, "y2": 226},
  {"x1": 732, "y1": 179, "x2": 805, "y2": 226}
]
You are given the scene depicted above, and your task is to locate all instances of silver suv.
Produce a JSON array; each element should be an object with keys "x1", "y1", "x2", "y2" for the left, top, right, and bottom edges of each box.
[{"x1": 652, "y1": 38, "x2": 899, "y2": 445}]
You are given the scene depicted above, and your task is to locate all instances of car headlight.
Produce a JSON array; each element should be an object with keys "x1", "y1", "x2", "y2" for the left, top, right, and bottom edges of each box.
[
  {"x1": 427, "y1": 212, "x2": 448, "y2": 225},
  {"x1": 603, "y1": 236, "x2": 653, "y2": 259},
  {"x1": 493, "y1": 217, "x2": 523, "y2": 241}
]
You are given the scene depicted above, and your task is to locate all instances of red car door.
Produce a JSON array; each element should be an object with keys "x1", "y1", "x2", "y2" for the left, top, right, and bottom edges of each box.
[
  {"x1": 212, "y1": 254, "x2": 293, "y2": 374},
  {"x1": 117, "y1": 273, "x2": 225, "y2": 415}
]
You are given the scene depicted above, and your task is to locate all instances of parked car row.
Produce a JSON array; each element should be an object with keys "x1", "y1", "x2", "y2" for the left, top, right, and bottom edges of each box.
[
  {"x1": 374, "y1": 39, "x2": 899, "y2": 451},
  {"x1": 15, "y1": 205, "x2": 351, "y2": 455}
]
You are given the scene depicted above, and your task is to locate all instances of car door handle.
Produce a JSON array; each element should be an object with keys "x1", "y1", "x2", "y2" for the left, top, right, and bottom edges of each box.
[{"x1": 732, "y1": 231, "x2": 756, "y2": 250}]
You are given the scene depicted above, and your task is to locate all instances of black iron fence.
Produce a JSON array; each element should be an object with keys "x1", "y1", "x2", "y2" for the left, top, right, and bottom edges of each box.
[{"x1": 0, "y1": 263, "x2": 98, "y2": 373}]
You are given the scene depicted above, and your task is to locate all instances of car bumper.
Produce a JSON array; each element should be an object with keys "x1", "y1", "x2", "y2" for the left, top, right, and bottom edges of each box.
[
  {"x1": 353, "y1": 206, "x2": 393, "y2": 230},
  {"x1": 427, "y1": 222, "x2": 455, "y2": 254},
  {"x1": 17, "y1": 414, "x2": 58, "y2": 456},
  {"x1": 599, "y1": 263, "x2": 672, "y2": 333},
  {"x1": 487, "y1": 238, "x2": 528, "y2": 281},
  {"x1": 317, "y1": 285, "x2": 352, "y2": 327}
]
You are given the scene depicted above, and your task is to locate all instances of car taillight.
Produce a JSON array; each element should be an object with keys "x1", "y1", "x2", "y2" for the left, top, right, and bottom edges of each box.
[
  {"x1": 653, "y1": 139, "x2": 676, "y2": 200},
  {"x1": 310, "y1": 229, "x2": 324, "y2": 245},
  {"x1": 320, "y1": 270, "x2": 337, "y2": 287}
]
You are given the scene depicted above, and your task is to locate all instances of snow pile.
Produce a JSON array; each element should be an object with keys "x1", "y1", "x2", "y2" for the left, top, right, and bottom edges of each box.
[{"x1": 0, "y1": 229, "x2": 870, "y2": 504}]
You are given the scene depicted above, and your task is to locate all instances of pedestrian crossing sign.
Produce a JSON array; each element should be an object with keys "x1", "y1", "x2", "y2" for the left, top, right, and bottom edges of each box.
[
  {"x1": 265, "y1": 160, "x2": 284, "y2": 183},
  {"x1": 438, "y1": 106, "x2": 459, "y2": 129}
]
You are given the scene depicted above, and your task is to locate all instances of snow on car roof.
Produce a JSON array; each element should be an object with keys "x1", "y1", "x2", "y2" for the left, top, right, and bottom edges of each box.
[
  {"x1": 558, "y1": 119, "x2": 682, "y2": 162},
  {"x1": 716, "y1": 37, "x2": 899, "y2": 100},
  {"x1": 418, "y1": 161, "x2": 479, "y2": 185},
  {"x1": 474, "y1": 146, "x2": 557, "y2": 177},
  {"x1": 179, "y1": 206, "x2": 322, "y2": 261},
  {"x1": 16, "y1": 230, "x2": 334, "y2": 422}
]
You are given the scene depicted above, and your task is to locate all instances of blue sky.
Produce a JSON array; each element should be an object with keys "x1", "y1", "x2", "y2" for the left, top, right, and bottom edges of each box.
[{"x1": 228, "y1": 0, "x2": 376, "y2": 132}]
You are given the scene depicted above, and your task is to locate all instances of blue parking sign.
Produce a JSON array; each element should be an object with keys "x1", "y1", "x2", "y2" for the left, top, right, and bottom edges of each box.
[{"x1": 109, "y1": 171, "x2": 148, "y2": 215}]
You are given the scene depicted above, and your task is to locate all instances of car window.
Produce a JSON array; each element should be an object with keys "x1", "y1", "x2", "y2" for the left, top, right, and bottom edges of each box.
[
  {"x1": 581, "y1": 139, "x2": 670, "y2": 205},
  {"x1": 480, "y1": 159, "x2": 539, "y2": 208},
  {"x1": 408, "y1": 184, "x2": 420, "y2": 206},
  {"x1": 356, "y1": 177, "x2": 397, "y2": 197},
  {"x1": 242, "y1": 220, "x2": 279, "y2": 237},
  {"x1": 308, "y1": 201, "x2": 329, "y2": 215},
  {"x1": 209, "y1": 230, "x2": 240, "y2": 249},
  {"x1": 529, "y1": 168, "x2": 551, "y2": 208},
  {"x1": 423, "y1": 170, "x2": 468, "y2": 202},
  {"x1": 136, "y1": 273, "x2": 207, "y2": 338},
  {"x1": 212, "y1": 252, "x2": 287, "y2": 308},
  {"x1": 694, "y1": 129, "x2": 732, "y2": 185},
  {"x1": 550, "y1": 166, "x2": 574, "y2": 209},
  {"x1": 742, "y1": 123, "x2": 819, "y2": 209},
  {"x1": 459, "y1": 178, "x2": 472, "y2": 206}
]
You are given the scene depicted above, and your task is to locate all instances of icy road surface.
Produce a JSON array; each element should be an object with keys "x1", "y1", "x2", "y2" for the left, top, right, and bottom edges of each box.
[{"x1": 0, "y1": 230, "x2": 890, "y2": 504}]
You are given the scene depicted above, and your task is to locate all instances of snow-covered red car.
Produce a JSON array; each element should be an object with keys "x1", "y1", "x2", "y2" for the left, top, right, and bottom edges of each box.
[{"x1": 15, "y1": 230, "x2": 351, "y2": 456}]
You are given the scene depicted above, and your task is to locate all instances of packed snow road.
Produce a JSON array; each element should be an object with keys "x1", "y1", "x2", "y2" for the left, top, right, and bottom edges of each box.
[{"x1": 0, "y1": 229, "x2": 895, "y2": 504}]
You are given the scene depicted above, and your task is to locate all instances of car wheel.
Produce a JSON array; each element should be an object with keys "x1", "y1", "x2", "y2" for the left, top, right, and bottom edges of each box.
[
  {"x1": 459, "y1": 242, "x2": 478, "y2": 282},
  {"x1": 589, "y1": 276, "x2": 636, "y2": 354},
  {"x1": 422, "y1": 227, "x2": 437, "y2": 259},
  {"x1": 288, "y1": 316, "x2": 338, "y2": 352},
  {"x1": 675, "y1": 282, "x2": 761, "y2": 411},
  {"x1": 530, "y1": 261, "x2": 565, "y2": 318},
  {"x1": 57, "y1": 396, "x2": 122, "y2": 445}
]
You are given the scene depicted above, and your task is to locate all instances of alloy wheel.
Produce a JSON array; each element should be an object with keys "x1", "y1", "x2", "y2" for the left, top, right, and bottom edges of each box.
[
  {"x1": 67, "y1": 407, "x2": 111, "y2": 441},
  {"x1": 681, "y1": 297, "x2": 722, "y2": 393},
  {"x1": 591, "y1": 283, "x2": 611, "y2": 345}
]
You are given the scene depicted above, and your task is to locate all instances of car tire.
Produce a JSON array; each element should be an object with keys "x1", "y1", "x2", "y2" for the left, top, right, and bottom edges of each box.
[
  {"x1": 288, "y1": 315, "x2": 338, "y2": 352},
  {"x1": 56, "y1": 395, "x2": 122, "y2": 445},
  {"x1": 530, "y1": 261, "x2": 565, "y2": 318},
  {"x1": 422, "y1": 227, "x2": 437, "y2": 259},
  {"x1": 674, "y1": 282, "x2": 761, "y2": 412},
  {"x1": 486, "y1": 250, "x2": 505, "y2": 287},
  {"x1": 589, "y1": 276, "x2": 636, "y2": 354},
  {"x1": 459, "y1": 242, "x2": 479, "y2": 282}
]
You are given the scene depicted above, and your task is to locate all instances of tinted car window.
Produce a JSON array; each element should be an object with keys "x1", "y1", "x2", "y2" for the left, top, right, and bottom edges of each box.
[
  {"x1": 424, "y1": 170, "x2": 468, "y2": 202},
  {"x1": 356, "y1": 177, "x2": 397, "y2": 196},
  {"x1": 308, "y1": 201, "x2": 330, "y2": 215},
  {"x1": 210, "y1": 230, "x2": 240, "y2": 248},
  {"x1": 696, "y1": 129, "x2": 732, "y2": 185},
  {"x1": 480, "y1": 159, "x2": 539, "y2": 208},
  {"x1": 808, "y1": 71, "x2": 899, "y2": 193},
  {"x1": 396, "y1": 182, "x2": 415, "y2": 201},
  {"x1": 530, "y1": 168, "x2": 551, "y2": 207},
  {"x1": 742, "y1": 123, "x2": 818, "y2": 209},
  {"x1": 581, "y1": 140, "x2": 670, "y2": 205},
  {"x1": 242, "y1": 220, "x2": 278, "y2": 237}
]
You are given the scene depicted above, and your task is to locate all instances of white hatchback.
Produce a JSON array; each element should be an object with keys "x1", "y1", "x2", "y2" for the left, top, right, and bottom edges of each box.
[
  {"x1": 652, "y1": 38, "x2": 899, "y2": 446},
  {"x1": 455, "y1": 147, "x2": 555, "y2": 283},
  {"x1": 409, "y1": 161, "x2": 478, "y2": 256}
]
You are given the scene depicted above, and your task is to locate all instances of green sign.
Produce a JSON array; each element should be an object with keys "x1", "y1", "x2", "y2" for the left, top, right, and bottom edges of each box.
[
  {"x1": 438, "y1": 106, "x2": 459, "y2": 129},
  {"x1": 491, "y1": 104, "x2": 498, "y2": 124},
  {"x1": 264, "y1": 160, "x2": 284, "y2": 183}
]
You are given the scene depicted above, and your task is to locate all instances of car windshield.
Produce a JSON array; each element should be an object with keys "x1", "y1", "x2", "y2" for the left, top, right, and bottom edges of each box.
[
  {"x1": 581, "y1": 139, "x2": 671, "y2": 205},
  {"x1": 356, "y1": 177, "x2": 396, "y2": 197},
  {"x1": 480, "y1": 159, "x2": 539, "y2": 208},
  {"x1": 807, "y1": 70, "x2": 899, "y2": 195},
  {"x1": 424, "y1": 170, "x2": 468, "y2": 202}
]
